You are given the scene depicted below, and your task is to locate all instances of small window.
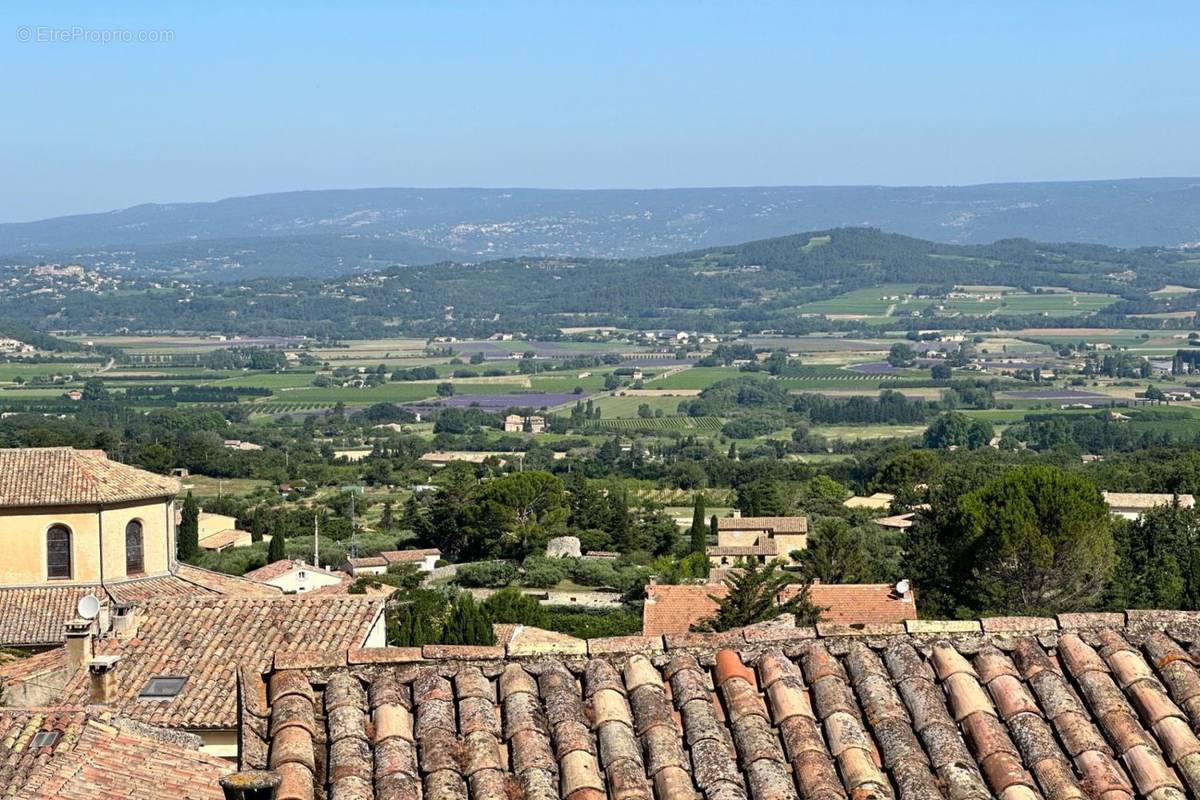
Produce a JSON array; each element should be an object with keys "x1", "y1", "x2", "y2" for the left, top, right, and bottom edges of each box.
[
  {"x1": 31, "y1": 731, "x2": 60, "y2": 748},
  {"x1": 297, "y1": 570, "x2": 307, "y2": 580},
  {"x1": 46, "y1": 525, "x2": 72, "y2": 580},
  {"x1": 125, "y1": 520, "x2": 144, "y2": 574},
  {"x1": 139, "y1": 676, "x2": 187, "y2": 698}
]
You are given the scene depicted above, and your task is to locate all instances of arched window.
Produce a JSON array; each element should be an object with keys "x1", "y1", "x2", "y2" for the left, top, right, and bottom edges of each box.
[
  {"x1": 46, "y1": 525, "x2": 72, "y2": 579},
  {"x1": 125, "y1": 520, "x2": 144, "y2": 575}
]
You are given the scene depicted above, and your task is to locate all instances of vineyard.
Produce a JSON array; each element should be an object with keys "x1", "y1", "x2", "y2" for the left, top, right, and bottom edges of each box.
[
  {"x1": 589, "y1": 416, "x2": 724, "y2": 432},
  {"x1": 249, "y1": 402, "x2": 335, "y2": 414},
  {"x1": 776, "y1": 365, "x2": 889, "y2": 387}
]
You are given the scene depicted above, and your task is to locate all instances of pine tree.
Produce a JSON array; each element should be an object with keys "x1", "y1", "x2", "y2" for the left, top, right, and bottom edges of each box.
[
  {"x1": 689, "y1": 493, "x2": 708, "y2": 554},
  {"x1": 178, "y1": 491, "x2": 200, "y2": 561},
  {"x1": 691, "y1": 560, "x2": 823, "y2": 632},
  {"x1": 268, "y1": 529, "x2": 286, "y2": 562}
]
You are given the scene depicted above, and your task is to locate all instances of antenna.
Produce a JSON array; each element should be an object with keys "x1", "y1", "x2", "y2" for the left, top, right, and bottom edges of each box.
[
  {"x1": 313, "y1": 514, "x2": 320, "y2": 569},
  {"x1": 894, "y1": 579, "x2": 911, "y2": 596},
  {"x1": 77, "y1": 594, "x2": 101, "y2": 620}
]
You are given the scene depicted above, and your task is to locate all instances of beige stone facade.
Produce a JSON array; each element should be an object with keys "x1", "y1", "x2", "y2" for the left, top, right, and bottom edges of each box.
[{"x1": 0, "y1": 497, "x2": 175, "y2": 586}]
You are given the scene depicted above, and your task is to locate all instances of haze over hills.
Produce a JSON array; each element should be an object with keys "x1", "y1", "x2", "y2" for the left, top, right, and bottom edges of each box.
[
  {"x1": 5, "y1": 226, "x2": 1199, "y2": 340},
  {"x1": 2, "y1": 179, "x2": 1200, "y2": 279}
]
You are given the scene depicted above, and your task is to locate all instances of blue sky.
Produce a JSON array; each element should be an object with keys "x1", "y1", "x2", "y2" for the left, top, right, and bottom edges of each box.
[{"x1": 1, "y1": 1, "x2": 1198, "y2": 221}]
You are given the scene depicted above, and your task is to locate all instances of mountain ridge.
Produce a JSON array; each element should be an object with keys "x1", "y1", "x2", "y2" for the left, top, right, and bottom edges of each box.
[{"x1": 3, "y1": 179, "x2": 1200, "y2": 279}]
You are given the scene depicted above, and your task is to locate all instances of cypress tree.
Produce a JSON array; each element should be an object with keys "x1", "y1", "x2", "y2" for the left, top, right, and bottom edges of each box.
[
  {"x1": 178, "y1": 491, "x2": 200, "y2": 561},
  {"x1": 689, "y1": 493, "x2": 708, "y2": 554},
  {"x1": 268, "y1": 529, "x2": 286, "y2": 562},
  {"x1": 710, "y1": 514, "x2": 719, "y2": 541}
]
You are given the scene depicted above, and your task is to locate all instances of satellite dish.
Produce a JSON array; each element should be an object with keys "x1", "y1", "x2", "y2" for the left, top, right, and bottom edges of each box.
[
  {"x1": 894, "y1": 579, "x2": 911, "y2": 596},
  {"x1": 77, "y1": 594, "x2": 101, "y2": 620}
]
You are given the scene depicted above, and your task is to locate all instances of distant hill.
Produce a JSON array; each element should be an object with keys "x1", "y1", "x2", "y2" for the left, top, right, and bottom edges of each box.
[
  {"x1": 2, "y1": 179, "x2": 1200, "y2": 279},
  {"x1": 4, "y1": 226, "x2": 1198, "y2": 339}
]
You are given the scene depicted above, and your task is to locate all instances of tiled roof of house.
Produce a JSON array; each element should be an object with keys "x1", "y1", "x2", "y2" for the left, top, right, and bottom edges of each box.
[
  {"x1": 706, "y1": 541, "x2": 781, "y2": 558},
  {"x1": 196, "y1": 527, "x2": 250, "y2": 550},
  {"x1": 242, "y1": 560, "x2": 345, "y2": 583},
  {"x1": 717, "y1": 516, "x2": 808, "y2": 534},
  {"x1": 1102, "y1": 491, "x2": 1197, "y2": 509},
  {"x1": 240, "y1": 610, "x2": 1200, "y2": 800},
  {"x1": 380, "y1": 548, "x2": 442, "y2": 563},
  {"x1": 0, "y1": 567, "x2": 280, "y2": 648},
  {"x1": 842, "y1": 492, "x2": 896, "y2": 510},
  {"x1": 0, "y1": 709, "x2": 231, "y2": 799},
  {"x1": 346, "y1": 556, "x2": 389, "y2": 568},
  {"x1": 13, "y1": 595, "x2": 384, "y2": 731},
  {"x1": 0, "y1": 447, "x2": 179, "y2": 507},
  {"x1": 642, "y1": 582, "x2": 916, "y2": 636}
]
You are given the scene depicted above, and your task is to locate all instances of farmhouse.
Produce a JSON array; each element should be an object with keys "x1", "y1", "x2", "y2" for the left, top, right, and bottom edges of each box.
[
  {"x1": 706, "y1": 514, "x2": 808, "y2": 566},
  {"x1": 1102, "y1": 491, "x2": 1196, "y2": 520},
  {"x1": 502, "y1": 414, "x2": 546, "y2": 433}
]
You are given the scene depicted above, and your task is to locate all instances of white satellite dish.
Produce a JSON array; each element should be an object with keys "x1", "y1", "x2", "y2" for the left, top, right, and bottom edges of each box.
[
  {"x1": 894, "y1": 579, "x2": 911, "y2": 596},
  {"x1": 77, "y1": 594, "x2": 101, "y2": 620}
]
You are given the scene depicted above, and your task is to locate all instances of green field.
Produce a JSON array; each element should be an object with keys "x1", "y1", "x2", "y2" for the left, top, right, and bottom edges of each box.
[
  {"x1": 594, "y1": 395, "x2": 687, "y2": 417},
  {"x1": 940, "y1": 292, "x2": 1117, "y2": 317},
  {"x1": 796, "y1": 284, "x2": 921, "y2": 316},
  {"x1": 651, "y1": 367, "x2": 744, "y2": 389}
]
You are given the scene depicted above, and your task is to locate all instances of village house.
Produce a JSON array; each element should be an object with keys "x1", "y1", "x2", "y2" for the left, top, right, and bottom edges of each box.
[
  {"x1": 706, "y1": 514, "x2": 808, "y2": 566},
  {"x1": 196, "y1": 510, "x2": 254, "y2": 551},
  {"x1": 380, "y1": 547, "x2": 443, "y2": 572},
  {"x1": 1102, "y1": 491, "x2": 1196, "y2": 520},
  {"x1": 242, "y1": 559, "x2": 347, "y2": 593},
  {"x1": 641, "y1": 579, "x2": 918, "y2": 635}
]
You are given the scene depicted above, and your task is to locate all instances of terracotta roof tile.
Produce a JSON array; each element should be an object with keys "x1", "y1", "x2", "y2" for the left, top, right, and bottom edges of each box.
[
  {"x1": 0, "y1": 709, "x2": 231, "y2": 799},
  {"x1": 0, "y1": 447, "x2": 179, "y2": 507},
  {"x1": 245, "y1": 616, "x2": 1200, "y2": 800},
  {"x1": 0, "y1": 566, "x2": 280, "y2": 648},
  {"x1": 4, "y1": 596, "x2": 382, "y2": 732},
  {"x1": 642, "y1": 582, "x2": 916, "y2": 636},
  {"x1": 716, "y1": 516, "x2": 808, "y2": 534}
]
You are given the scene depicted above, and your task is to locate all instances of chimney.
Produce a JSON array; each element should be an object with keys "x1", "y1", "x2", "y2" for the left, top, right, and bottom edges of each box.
[
  {"x1": 219, "y1": 771, "x2": 280, "y2": 800},
  {"x1": 111, "y1": 602, "x2": 139, "y2": 640},
  {"x1": 732, "y1": 509, "x2": 742, "y2": 519},
  {"x1": 63, "y1": 619, "x2": 93, "y2": 673},
  {"x1": 88, "y1": 655, "x2": 120, "y2": 704}
]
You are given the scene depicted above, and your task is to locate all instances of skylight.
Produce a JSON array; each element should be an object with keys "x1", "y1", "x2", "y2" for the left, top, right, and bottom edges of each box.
[
  {"x1": 139, "y1": 676, "x2": 188, "y2": 698},
  {"x1": 31, "y1": 731, "x2": 60, "y2": 748}
]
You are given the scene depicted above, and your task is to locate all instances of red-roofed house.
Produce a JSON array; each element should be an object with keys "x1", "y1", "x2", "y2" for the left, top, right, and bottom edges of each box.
[
  {"x1": 641, "y1": 580, "x2": 916, "y2": 636},
  {"x1": 241, "y1": 559, "x2": 347, "y2": 594}
]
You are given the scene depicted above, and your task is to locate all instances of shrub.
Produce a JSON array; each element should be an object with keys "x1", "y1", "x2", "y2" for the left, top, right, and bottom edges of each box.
[
  {"x1": 481, "y1": 587, "x2": 548, "y2": 627},
  {"x1": 521, "y1": 554, "x2": 566, "y2": 588},
  {"x1": 455, "y1": 560, "x2": 519, "y2": 588},
  {"x1": 543, "y1": 607, "x2": 643, "y2": 638}
]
